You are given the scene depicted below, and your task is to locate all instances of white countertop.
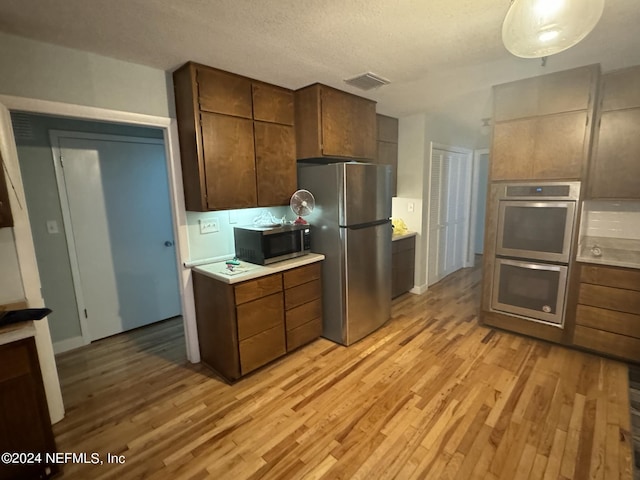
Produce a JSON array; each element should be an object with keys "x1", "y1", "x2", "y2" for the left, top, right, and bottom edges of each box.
[
  {"x1": 392, "y1": 231, "x2": 417, "y2": 241},
  {"x1": 193, "y1": 253, "x2": 325, "y2": 284},
  {"x1": 577, "y1": 236, "x2": 640, "y2": 270}
]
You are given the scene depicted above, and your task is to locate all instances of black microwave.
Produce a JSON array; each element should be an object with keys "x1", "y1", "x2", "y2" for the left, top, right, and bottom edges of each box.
[{"x1": 233, "y1": 224, "x2": 311, "y2": 265}]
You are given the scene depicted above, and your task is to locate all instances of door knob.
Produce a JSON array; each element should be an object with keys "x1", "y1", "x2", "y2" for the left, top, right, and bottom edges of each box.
[{"x1": 164, "y1": 241, "x2": 174, "y2": 247}]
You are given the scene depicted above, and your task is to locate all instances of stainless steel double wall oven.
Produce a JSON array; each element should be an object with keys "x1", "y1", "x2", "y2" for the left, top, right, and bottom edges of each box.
[{"x1": 490, "y1": 182, "x2": 580, "y2": 326}]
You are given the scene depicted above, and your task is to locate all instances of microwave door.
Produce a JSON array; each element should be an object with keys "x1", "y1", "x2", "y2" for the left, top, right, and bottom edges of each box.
[{"x1": 496, "y1": 201, "x2": 576, "y2": 263}]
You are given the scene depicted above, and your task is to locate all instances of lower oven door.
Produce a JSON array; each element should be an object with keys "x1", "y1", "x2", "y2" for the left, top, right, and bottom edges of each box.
[{"x1": 491, "y1": 258, "x2": 568, "y2": 326}]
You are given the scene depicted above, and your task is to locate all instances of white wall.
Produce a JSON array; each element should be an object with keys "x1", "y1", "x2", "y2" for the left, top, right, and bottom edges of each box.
[
  {"x1": 581, "y1": 200, "x2": 640, "y2": 240},
  {"x1": 186, "y1": 206, "x2": 292, "y2": 264},
  {"x1": 0, "y1": 32, "x2": 173, "y2": 118},
  {"x1": 0, "y1": 228, "x2": 24, "y2": 303}
]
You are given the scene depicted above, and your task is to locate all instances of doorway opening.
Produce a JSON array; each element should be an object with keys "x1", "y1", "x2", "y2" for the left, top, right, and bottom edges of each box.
[{"x1": 11, "y1": 113, "x2": 182, "y2": 352}]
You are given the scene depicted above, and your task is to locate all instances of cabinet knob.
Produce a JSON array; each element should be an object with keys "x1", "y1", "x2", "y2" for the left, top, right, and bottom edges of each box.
[{"x1": 164, "y1": 241, "x2": 174, "y2": 247}]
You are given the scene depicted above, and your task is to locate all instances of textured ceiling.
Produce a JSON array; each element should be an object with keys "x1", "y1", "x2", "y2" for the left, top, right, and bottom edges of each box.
[{"x1": 0, "y1": 0, "x2": 639, "y2": 118}]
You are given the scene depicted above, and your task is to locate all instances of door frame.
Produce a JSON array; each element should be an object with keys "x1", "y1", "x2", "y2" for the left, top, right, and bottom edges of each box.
[
  {"x1": 468, "y1": 148, "x2": 490, "y2": 266},
  {"x1": 50, "y1": 131, "x2": 173, "y2": 346},
  {"x1": 0, "y1": 94, "x2": 199, "y2": 365}
]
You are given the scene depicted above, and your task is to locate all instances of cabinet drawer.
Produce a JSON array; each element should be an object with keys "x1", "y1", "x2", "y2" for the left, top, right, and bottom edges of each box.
[
  {"x1": 235, "y1": 274, "x2": 282, "y2": 305},
  {"x1": 578, "y1": 283, "x2": 640, "y2": 316},
  {"x1": 580, "y1": 264, "x2": 640, "y2": 291},
  {"x1": 197, "y1": 67, "x2": 252, "y2": 118},
  {"x1": 285, "y1": 279, "x2": 321, "y2": 310},
  {"x1": 286, "y1": 317, "x2": 322, "y2": 351},
  {"x1": 239, "y1": 324, "x2": 286, "y2": 374},
  {"x1": 573, "y1": 325, "x2": 640, "y2": 362},
  {"x1": 286, "y1": 298, "x2": 322, "y2": 331},
  {"x1": 236, "y1": 293, "x2": 284, "y2": 341},
  {"x1": 283, "y1": 263, "x2": 321, "y2": 289},
  {"x1": 576, "y1": 304, "x2": 640, "y2": 339}
]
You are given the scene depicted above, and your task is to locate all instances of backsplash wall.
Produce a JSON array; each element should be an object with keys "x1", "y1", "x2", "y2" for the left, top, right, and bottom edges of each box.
[
  {"x1": 581, "y1": 200, "x2": 640, "y2": 240},
  {"x1": 186, "y1": 206, "x2": 291, "y2": 264}
]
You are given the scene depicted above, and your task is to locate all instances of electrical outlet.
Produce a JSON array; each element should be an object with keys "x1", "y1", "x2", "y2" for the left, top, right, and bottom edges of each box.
[
  {"x1": 199, "y1": 217, "x2": 219, "y2": 234},
  {"x1": 407, "y1": 202, "x2": 415, "y2": 213}
]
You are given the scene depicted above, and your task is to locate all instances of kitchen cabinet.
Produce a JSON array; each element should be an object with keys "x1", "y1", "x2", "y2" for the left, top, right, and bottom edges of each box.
[
  {"x1": 588, "y1": 65, "x2": 640, "y2": 199},
  {"x1": 173, "y1": 62, "x2": 296, "y2": 211},
  {"x1": 192, "y1": 261, "x2": 323, "y2": 381},
  {"x1": 0, "y1": 337, "x2": 58, "y2": 479},
  {"x1": 295, "y1": 84, "x2": 377, "y2": 161},
  {"x1": 375, "y1": 114, "x2": 399, "y2": 197},
  {"x1": 0, "y1": 154, "x2": 13, "y2": 228},
  {"x1": 490, "y1": 65, "x2": 598, "y2": 181},
  {"x1": 572, "y1": 264, "x2": 640, "y2": 362},
  {"x1": 283, "y1": 262, "x2": 322, "y2": 351},
  {"x1": 392, "y1": 235, "x2": 415, "y2": 298}
]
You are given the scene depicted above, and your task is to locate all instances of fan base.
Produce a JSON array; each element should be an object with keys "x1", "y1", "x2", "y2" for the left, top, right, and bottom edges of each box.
[{"x1": 294, "y1": 216, "x2": 308, "y2": 225}]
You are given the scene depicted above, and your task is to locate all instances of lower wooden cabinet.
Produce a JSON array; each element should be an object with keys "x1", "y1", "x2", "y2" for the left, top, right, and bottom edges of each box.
[
  {"x1": 193, "y1": 261, "x2": 323, "y2": 381},
  {"x1": 392, "y1": 236, "x2": 415, "y2": 298},
  {"x1": 572, "y1": 263, "x2": 640, "y2": 362},
  {"x1": 0, "y1": 337, "x2": 58, "y2": 480}
]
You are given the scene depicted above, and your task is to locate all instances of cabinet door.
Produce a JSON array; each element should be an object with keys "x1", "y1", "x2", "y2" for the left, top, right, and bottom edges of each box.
[
  {"x1": 377, "y1": 141, "x2": 398, "y2": 197},
  {"x1": 0, "y1": 155, "x2": 13, "y2": 227},
  {"x1": 600, "y1": 65, "x2": 640, "y2": 111},
  {"x1": 252, "y1": 84, "x2": 294, "y2": 125},
  {"x1": 0, "y1": 339, "x2": 57, "y2": 480},
  {"x1": 491, "y1": 118, "x2": 536, "y2": 180},
  {"x1": 254, "y1": 122, "x2": 296, "y2": 206},
  {"x1": 197, "y1": 67, "x2": 252, "y2": 118},
  {"x1": 590, "y1": 109, "x2": 640, "y2": 198},
  {"x1": 537, "y1": 66, "x2": 595, "y2": 116},
  {"x1": 533, "y1": 111, "x2": 587, "y2": 179},
  {"x1": 201, "y1": 112, "x2": 257, "y2": 210},
  {"x1": 377, "y1": 114, "x2": 399, "y2": 143},
  {"x1": 321, "y1": 88, "x2": 376, "y2": 159}
]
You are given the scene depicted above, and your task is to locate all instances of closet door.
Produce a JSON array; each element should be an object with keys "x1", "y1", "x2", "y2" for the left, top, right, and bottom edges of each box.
[{"x1": 427, "y1": 148, "x2": 472, "y2": 286}]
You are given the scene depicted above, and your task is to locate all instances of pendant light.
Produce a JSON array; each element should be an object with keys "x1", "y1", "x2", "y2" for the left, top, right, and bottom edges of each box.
[{"x1": 502, "y1": 0, "x2": 605, "y2": 58}]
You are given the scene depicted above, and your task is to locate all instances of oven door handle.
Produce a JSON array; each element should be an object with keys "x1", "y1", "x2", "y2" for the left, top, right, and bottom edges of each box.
[{"x1": 498, "y1": 258, "x2": 563, "y2": 271}]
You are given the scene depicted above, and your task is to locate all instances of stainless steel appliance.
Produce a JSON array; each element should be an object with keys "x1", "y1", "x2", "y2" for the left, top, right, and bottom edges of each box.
[
  {"x1": 233, "y1": 224, "x2": 310, "y2": 265},
  {"x1": 491, "y1": 181, "x2": 580, "y2": 326},
  {"x1": 297, "y1": 162, "x2": 392, "y2": 345}
]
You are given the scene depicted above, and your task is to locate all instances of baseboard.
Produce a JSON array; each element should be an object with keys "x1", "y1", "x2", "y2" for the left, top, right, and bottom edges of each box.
[
  {"x1": 53, "y1": 336, "x2": 85, "y2": 354},
  {"x1": 410, "y1": 284, "x2": 428, "y2": 295}
]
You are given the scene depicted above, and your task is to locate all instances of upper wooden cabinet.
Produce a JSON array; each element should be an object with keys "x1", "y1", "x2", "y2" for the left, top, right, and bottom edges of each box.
[
  {"x1": 173, "y1": 62, "x2": 296, "y2": 211},
  {"x1": 374, "y1": 114, "x2": 399, "y2": 196},
  {"x1": 588, "y1": 66, "x2": 640, "y2": 199},
  {"x1": 493, "y1": 65, "x2": 598, "y2": 122},
  {"x1": 0, "y1": 154, "x2": 13, "y2": 228},
  {"x1": 295, "y1": 84, "x2": 377, "y2": 161},
  {"x1": 490, "y1": 65, "x2": 599, "y2": 182}
]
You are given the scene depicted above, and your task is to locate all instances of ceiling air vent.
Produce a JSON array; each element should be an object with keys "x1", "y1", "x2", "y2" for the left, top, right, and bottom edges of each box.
[{"x1": 344, "y1": 72, "x2": 390, "y2": 91}]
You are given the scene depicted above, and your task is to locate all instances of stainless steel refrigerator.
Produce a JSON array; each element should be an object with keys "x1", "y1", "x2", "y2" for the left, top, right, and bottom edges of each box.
[{"x1": 298, "y1": 161, "x2": 392, "y2": 345}]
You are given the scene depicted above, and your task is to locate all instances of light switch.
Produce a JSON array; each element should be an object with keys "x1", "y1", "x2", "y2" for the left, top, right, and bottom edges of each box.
[
  {"x1": 46, "y1": 220, "x2": 59, "y2": 234},
  {"x1": 228, "y1": 210, "x2": 238, "y2": 224},
  {"x1": 407, "y1": 202, "x2": 415, "y2": 213},
  {"x1": 199, "y1": 217, "x2": 219, "y2": 234}
]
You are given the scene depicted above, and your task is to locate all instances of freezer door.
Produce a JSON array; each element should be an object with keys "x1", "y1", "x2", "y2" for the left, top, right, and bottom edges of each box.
[
  {"x1": 343, "y1": 221, "x2": 392, "y2": 344},
  {"x1": 340, "y1": 163, "x2": 392, "y2": 226}
]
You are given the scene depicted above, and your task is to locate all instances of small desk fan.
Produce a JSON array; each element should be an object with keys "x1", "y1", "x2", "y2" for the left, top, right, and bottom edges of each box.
[{"x1": 290, "y1": 189, "x2": 315, "y2": 225}]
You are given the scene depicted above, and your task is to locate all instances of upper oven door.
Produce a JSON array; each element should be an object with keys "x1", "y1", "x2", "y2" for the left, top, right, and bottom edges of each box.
[{"x1": 496, "y1": 200, "x2": 576, "y2": 263}]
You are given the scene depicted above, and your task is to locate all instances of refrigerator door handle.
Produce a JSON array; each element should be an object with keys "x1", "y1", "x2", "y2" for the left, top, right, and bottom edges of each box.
[{"x1": 343, "y1": 219, "x2": 391, "y2": 230}]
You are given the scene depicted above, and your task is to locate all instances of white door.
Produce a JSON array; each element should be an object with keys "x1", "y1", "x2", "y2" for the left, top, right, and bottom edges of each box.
[
  {"x1": 53, "y1": 132, "x2": 180, "y2": 341},
  {"x1": 427, "y1": 146, "x2": 473, "y2": 286}
]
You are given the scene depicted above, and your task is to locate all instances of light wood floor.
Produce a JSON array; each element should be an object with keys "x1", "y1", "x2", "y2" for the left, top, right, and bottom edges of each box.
[{"x1": 53, "y1": 264, "x2": 634, "y2": 479}]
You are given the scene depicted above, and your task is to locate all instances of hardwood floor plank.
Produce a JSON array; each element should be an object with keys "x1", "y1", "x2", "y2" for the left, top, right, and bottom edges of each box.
[{"x1": 48, "y1": 265, "x2": 633, "y2": 479}]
